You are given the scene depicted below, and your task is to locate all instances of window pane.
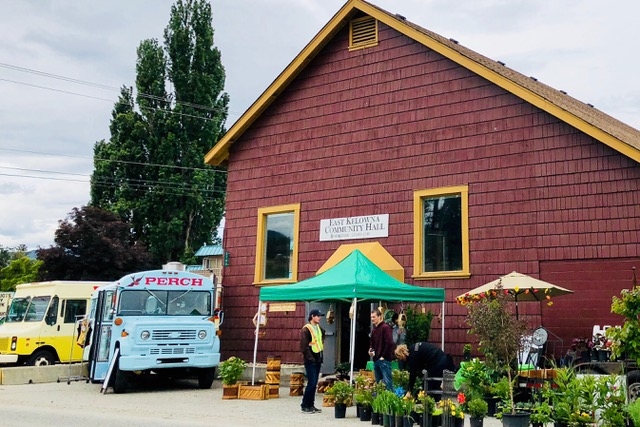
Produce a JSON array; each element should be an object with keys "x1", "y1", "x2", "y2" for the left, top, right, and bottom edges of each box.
[
  {"x1": 422, "y1": 194, "x2": 462, "y2": 272},
  {"x1": 64, "y1": 300, "x2": 88, "y2": 323},
  {"x1": 264, "y1": 212, "x2": 294, "y2": 280}
]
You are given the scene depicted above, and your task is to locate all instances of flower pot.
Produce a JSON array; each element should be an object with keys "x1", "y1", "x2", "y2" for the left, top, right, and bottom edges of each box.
[
  {"x1": 360, "y1": 405, "x2": 372, "y2": 422},
  {"x1": 501, "y1": 412, "x2": 530, "y2": 427},
  {"x1": 431, "y1": 414, "x2": 442, "y2": 427},
  {"x1": 395, "y1": 416, "x2": 404, "y2": 427},
  {"x1": 383, "y1": 414, "x2": 391, "y2": 427},
  {"x1": 403, "y1": 415, "x2": 414, "y2": 427},
  {"x1": 371, "y1": 412, "x2": 380, "y2": 425},
  {"x1": 421, "y1": 413, "x2": 432, "y2": 427},
  {"x1": 470, "y1": 416, "x2": 484, "y2": 427},
  {"x1": 485, "y1": 396, "x2": 500, "y2": 417},
  {"x1": 335, "y1": 403, "x2": 347, "y2": 419}
]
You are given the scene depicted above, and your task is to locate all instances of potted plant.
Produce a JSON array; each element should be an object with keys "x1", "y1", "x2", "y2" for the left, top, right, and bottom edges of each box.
[
  {"x1": 218, "y1": 356, "x2": 246, "y2": 399},
  {"x1": 461, "y1": 283, "x2": 530, "y2": 426},
  {"x1": 466, "y1": 397, "x2": 489, "y2": 427},
  {"x1": 415, "y1": 390, "x2": 435, "y2": 427},
  {"x1": 354, "y1": 374, "x2": 375, "y2": 421},
  {"x1": 326, "y1": 380, "x2": 354, "y2": 418},
  {"x1": 394, "y1": 393, "x2": 415, "y2": 427}
]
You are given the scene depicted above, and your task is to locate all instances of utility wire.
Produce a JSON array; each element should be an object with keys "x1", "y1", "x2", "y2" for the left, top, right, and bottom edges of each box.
[
  {"x1": 0, "y1": 147, "x2": 227, "y2": 174},
  {"x1": 0, "y1": 62, "x2": 236, "y2": 116}
]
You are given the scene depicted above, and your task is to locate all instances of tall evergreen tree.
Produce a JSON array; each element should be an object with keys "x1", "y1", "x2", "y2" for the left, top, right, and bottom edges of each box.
[{"x1": 91, "y1": 0, "x2": 228, "y2": 264}]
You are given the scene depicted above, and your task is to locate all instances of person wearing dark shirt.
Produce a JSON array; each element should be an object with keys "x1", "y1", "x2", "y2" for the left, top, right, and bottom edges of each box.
[
  {"x1": 395, "y1": 342, "x2": 455, "y2": 394},
  {"x1": 300, "y1": 308, "x2": 326, "y2": 414},
  {"x1": 368, "y1": 308, "x2": 395, "y2": 390}
]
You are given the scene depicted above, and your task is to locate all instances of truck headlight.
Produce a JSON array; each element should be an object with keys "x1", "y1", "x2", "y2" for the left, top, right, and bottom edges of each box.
[
  {"x1": 140, "y1": 330, "x2": 151, "y2": 340},
  {"x1": 198, "y1": 330, "x2": 207, "y2": 340}
]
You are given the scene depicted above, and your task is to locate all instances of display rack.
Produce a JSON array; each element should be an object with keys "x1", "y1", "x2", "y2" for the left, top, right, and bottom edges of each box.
[{"x1": 57, "y1": 315, "x2": 90, "y2": 385}]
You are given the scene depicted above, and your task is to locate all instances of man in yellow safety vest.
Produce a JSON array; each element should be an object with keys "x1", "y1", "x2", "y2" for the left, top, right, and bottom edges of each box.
[{"x1": 300, "y1": 308, "x2": 326, "y2": 414}]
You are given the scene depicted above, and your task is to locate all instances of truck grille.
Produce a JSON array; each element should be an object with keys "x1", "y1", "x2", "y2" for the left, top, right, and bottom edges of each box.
[
  {"x1": 151, "y1": 329, "x2": 197, "y2": 341},
  {"x1": 149, "y1": 347, "x2": 196, "y2": 355}
]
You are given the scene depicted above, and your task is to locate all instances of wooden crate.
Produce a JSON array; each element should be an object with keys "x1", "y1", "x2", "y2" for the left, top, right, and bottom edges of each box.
[
  {"x1": 265, "y1": 370, "x2": 281, "y2": 385},
  {"x1": 238, "y1": 383, "x2": 269, "y2": 400},
  {"x1": 268, "y1": 384, "x2": 279, "y2": 399},
  {"x1": 289, "y1": 385, "x2": 303, "y2": 396}
]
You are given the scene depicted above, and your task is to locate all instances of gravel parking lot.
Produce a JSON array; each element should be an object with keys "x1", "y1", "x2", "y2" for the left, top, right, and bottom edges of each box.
[{"x1": 0, "y1": 377, "x2": 505, "y2": 427}]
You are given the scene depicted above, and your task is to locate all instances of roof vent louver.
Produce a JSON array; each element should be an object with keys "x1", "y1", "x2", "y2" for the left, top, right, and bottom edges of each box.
[
  {"x1": 497, "y1": 60, "x2": 505, "y2": 66},
  {"x1": 560, "y1": 90, "x2": 567, "y2": 94},
  {"x1": 395, "y1": 13, "x2": 406, "y2": 20},
  {"x1": 449, "y1": 38, "x2": 459, "y2": 44},
  {"x1": 349, "y1": 16, "x2": 378, "y2": 50},
  {"x1": 530, "y1": 76, "x2": 538, "y2": 81}
]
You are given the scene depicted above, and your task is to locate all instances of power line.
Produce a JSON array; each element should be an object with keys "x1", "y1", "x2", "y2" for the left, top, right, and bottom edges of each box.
[
  {"x1": 0, "y1": 172, "x2": 227, "y2": 197},
  {"x1": 0, "y1": 62, "x2": 237, "y2": 116},
  {"x1": 0, "y1": 147, "x2": 227, "y2": 174}
]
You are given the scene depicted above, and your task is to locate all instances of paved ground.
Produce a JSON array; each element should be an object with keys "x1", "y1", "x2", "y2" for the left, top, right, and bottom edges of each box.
[{"x1": 0, "y1": 377, "x2": 507, "y2": 427}]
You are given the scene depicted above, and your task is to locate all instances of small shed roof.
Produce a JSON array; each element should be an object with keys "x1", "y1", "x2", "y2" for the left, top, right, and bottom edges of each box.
[{"x1": 194, "y1": 244, "x2": 223, "y2": 257}]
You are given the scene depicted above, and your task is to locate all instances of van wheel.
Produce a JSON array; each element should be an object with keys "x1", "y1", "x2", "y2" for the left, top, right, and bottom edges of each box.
[
  {"x1": 198, "y1": 367, "x2": 216, "y2": 389},
  {"x1": 112, "y1": 357, "x2": 128, "y2": 394},
  {"x1": 27, "y1": 350, "x2": 56, "y2": 366}
]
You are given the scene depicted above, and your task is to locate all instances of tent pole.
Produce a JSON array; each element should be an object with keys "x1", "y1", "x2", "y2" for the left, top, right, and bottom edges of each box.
[
  {"x1": 349, "y1": 297, "x2": 357, "y2": 385},
  {"x1": 441, "y1": 301, "x2": 445, "y2": 351},
  {"x1": 251, "y1": 300, "x2": 262, "y2": 385}
]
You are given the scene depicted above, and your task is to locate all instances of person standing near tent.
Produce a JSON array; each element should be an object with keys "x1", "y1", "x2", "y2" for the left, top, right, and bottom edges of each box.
[
  {"x1": 369, "y1": 308, "x2": 395, "y2": 390},
  {"x1": 300, "y1": 308, "x2": 326, "y2": 414}
]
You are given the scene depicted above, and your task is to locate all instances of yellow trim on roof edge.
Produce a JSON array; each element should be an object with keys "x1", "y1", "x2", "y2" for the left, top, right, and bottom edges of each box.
[{"x1": 205, "y1": 0, "x2": 640, "y2": 166}]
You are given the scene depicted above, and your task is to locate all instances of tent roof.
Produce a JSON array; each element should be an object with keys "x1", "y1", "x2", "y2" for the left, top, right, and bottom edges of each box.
[
  {"x1": 316, "y1": 242, "x2": 404, "y2": 282},
  {"x1": 259, "y1": 249, "x2": 444, "y2": 303}
]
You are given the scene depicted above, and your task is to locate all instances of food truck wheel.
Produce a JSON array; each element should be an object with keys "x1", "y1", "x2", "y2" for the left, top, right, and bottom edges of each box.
[
  {"x1": 198, "y1": 367, "x2": 216, "y2": 389},
  {"x1": 112, "y1": 357, "x2": 129, "y2": 394},
  {"x1": 628, "y1": 371, "x2": 640, "y2": 402},
  {"x1": 27, "y1": 350, "x2": 55, "y2": 366}
]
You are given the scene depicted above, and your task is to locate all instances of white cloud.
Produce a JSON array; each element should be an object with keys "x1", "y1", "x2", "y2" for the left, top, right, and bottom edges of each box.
[{"x1": 1, "y1": 0, "x2": 639, "y2": 249}]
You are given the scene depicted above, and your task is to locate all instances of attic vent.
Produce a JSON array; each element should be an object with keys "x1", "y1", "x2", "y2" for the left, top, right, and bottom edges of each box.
[{"x1": 349, "y1": 16, "x2": 378, "y2": 50}]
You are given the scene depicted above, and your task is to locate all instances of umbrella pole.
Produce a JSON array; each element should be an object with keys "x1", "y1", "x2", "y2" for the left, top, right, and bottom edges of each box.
[
  {"x1": 349, "y1": 297, "x2": 357, "y2": 385},
  {"x1": 251, "y1": 300, "x2": 262, "y2": 385}
]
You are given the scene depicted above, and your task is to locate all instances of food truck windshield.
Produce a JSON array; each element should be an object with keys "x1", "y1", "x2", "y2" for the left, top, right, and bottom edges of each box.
[{"x1": 117, "y1": 290, "x2": 212, "y2": 316}]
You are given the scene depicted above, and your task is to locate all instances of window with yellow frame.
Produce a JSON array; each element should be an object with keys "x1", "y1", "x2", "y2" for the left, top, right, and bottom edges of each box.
[
  {"x1": 413, "y1": 186, "x2": 470, "y2": 279},
  {"x1": 254, "y1": 204, "x2": 300, "y2": 285}
]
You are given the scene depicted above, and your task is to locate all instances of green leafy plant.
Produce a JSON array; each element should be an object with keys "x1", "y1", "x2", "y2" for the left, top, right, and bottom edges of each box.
[
  {"x1": 416, "y1": 390, "x2": 435, "y2": 415},
  {"x1": 607, "y1": 271, "x2": 640, "y2": 362},
  {"x1": 530, "y1": 400, "x2": 553, "y2": 424},
  {"x1": 466, "y1": 397, "x2": 488, "y2": 418},
  {"x1": 392, "y1": 369, "x2": 409, "y2": 390},
  {"x1": 461, "y1": 284, "x2": 529, "y2": 415},
  {"x1": 458, "y1": 358, "x2": 492, "y2": 399},
  {"x1": 404, "y1": 306, "x2": 433, "y2": 347},
  {"x1": 326, "y1": 380, "x2": 355, "y2": 405},
  {"x1": 354, "y1": 374, "x2": 375, "y2": 408},
  {"x1": 218, "y1": 356, "x2": 246, "y2": 385},
  {"x1": 594, "y1": 374, "x2": 626, "y2": 427},
  {"x1": 626, "y1": 397, "x2": 640, "y2": 427}
]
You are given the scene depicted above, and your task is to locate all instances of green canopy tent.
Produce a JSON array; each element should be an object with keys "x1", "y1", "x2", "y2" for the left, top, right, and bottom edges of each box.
[{"x1": 252, "y1": 249, "x2": 446, "y2": 382}]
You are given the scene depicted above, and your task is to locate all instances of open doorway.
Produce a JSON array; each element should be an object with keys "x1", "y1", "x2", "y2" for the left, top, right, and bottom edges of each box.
[{"x1": 337, "y1": 301, "x2": 372, "y2": 371}]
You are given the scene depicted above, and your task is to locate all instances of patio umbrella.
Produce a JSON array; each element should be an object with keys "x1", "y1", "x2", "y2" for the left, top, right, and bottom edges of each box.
[{"x1": 456, "y1": 271, "x2": 573, "y2": 318}]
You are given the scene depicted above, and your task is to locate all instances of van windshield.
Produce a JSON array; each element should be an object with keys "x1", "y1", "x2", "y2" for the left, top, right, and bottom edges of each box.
[
  {"x1": 118, "y1": 290, "x2": 212, "y2": 316},
  {"x1": 7, "y1": 296, "x2": 52, "y2": 322}
]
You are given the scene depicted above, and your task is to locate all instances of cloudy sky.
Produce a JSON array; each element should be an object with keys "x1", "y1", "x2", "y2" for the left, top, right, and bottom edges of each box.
[{"x1": 1, "y1": 0, "x2": 639, "y2": 250}]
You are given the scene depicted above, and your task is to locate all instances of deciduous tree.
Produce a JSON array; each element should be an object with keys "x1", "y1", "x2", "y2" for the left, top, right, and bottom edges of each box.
[
  {"x1": 90, "y1": 0, "x2": 228, "y2": 264},
  {"x1": 37, "y1": 206, "x2": 153, "y2": 281}
]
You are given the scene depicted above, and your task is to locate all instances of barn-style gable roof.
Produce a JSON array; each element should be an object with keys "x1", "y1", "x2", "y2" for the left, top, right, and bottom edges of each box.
[{"x1": 205, "y1": 0, "x2": 640, "y2": 166}]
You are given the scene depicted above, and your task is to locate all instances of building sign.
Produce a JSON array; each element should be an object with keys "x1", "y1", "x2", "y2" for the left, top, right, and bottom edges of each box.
[
  {"x1": 319, "y1": 214, "x2": 389, "y2": 241},
  {"x1": 269, "y1": 302, "x2": 296, "y2": 312}
]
